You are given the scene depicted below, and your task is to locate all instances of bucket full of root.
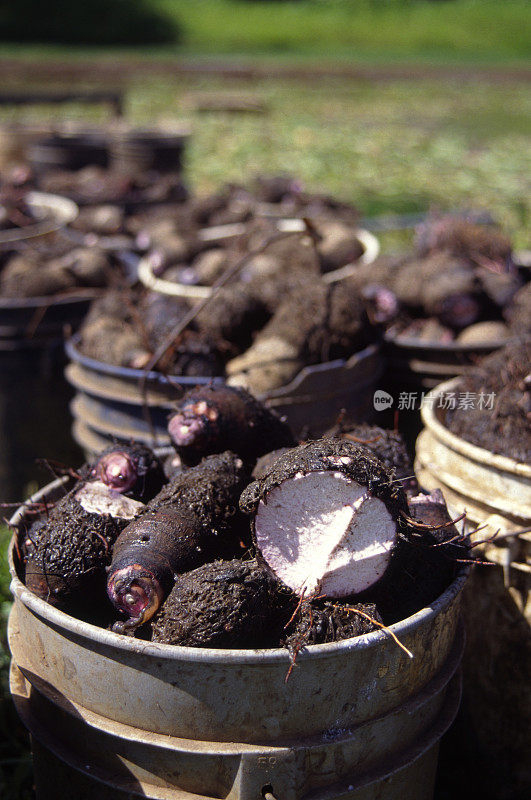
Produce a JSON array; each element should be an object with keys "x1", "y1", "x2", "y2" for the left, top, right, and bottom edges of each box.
[{"x1": 9, "y1": 392, "x2": 471, "y2": 799}]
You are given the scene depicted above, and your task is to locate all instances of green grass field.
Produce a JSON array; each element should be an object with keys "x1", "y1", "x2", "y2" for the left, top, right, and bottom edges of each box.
[
  {"x1": 154, "y1": 0, "x2": 531, "y2": 64},
  {"x1": 0, "y1": 0, "x2": 530, "y2": 66}
]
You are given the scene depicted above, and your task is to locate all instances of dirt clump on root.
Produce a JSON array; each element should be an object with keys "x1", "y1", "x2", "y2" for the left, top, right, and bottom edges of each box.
[
  {"x1": 445, "y1": 338, "x2": 530, "y2": 462},
  {"x1": 21, "y1": 489, "x2": 134, "y2": 606},
  {"x1": 150, "y1": 451, "x2": 251, "y2": 550},
  {"x1": 151, "y1": 558, "x2": 296, "y2": 648},
  {"x1": 326, "y1": 423, "x2": 418, "y2": 495},
  {"x1": 283, "y1": 600, "x2": 382, "y2": 652}
]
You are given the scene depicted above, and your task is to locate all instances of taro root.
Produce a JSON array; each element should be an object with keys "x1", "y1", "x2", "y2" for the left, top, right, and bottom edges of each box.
[
  {"x1": 80, "y1": 315, "x2": 148, "y2": 368},
  {"x1": 168, "y1": 385, "x2": 296, "y2": 467},
  {"x1": 476, "y1": 267, "x2": 522, "y2": 309},
  {"x1": 22, "y1": 481, "x2": 144, "y2": 605},
  {"x1": 393, "y1": 317, "x2": 454, "y2": 344},
  {"x1": 369, "y1": 489, "x2": 465, "y2": 624},
  {"x1": 107, "y1": 451, "x2": 250, "y2": 631},
  {"x1": 240, "y1": 439, "x2": 408, "y2": 598},
  {"x1": 415, "y1": 215, "x2": 513, "y2": 270},
  {"x1": 140, "y1": 291, "x2": 190, "y2": 350},
  {"x1": 72, "y1": 204, "x2": 125, "y2": 236},
  {"x1": 226, "y1": 279, "x2": 370, "y2": 394},
  {"x1": 504, "y1": 283, "x2": 531, "y2": 336},
  {"x1": 62, "y1": 247, "x2": 112, "y2": 287},
  {"x1": 0, "y1": 253, "x2": 75, "y2": 298},
  {"x1": 392, "y1": 253, "x2": 482, "y2": 330},
  {"x1": 328, "y1": 423, "x2": 418, "y2": 495},
  {"x1": 151, "y1": 559, "x2": 295, "y2": 648},
  {"x1": 86, "y1": 443, "x2": 166, "y2": 502},
  {"x1": 456, "y1": 321, "x2": 511, "y2": 345},
  {"x1": 192, "y1": 248, "x2": 229, "y2": 285},
  {"x1": 315, "y1": 221, "x2": 364, "y2": 273},
  {"x1": 195, "y1": 283, "x2": 270, "y2": 352},
  {"x1": 283, "y1": 600, "x2": 382, "y2": 651}
]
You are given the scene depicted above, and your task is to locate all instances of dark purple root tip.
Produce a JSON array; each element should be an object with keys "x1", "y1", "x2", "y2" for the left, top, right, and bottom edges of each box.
[
  {"x1": 439, "y1": 294, "x2": 481, "y2": 329},
  {"x1": 362, "y1": 284, "x2": 399, "y2": 324},
  {"x1": 108, "y1": 566, "x2": 164, "y2": 631},
  {"x1": 95, "y1": 452, "x2": 137, "y2": 493},
  {"x1": 168, "y1": 414, "x2": 207, "y2": 446}
]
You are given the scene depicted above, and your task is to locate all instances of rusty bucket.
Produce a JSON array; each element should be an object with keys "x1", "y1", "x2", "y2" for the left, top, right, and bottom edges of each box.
[{"x1": 9, "y1": 477, "x2": 466, "y2": 800}]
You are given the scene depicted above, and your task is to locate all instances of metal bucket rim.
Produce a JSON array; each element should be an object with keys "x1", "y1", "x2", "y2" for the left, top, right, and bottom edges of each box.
[
  {"x1": 137, "y1": 226, "x2": 379, "y2": 298},
  {"x1": 0, "y1": 288, "x2": 101, "y2": 310},
  {"x1": 420, "y1": 376, "x2": 531, "y2": 477},
  {"x1": 0, "y1": 191, "x2": 78, "y2": 246},
  {"x1": 65, "y1": 334, "x2": 223, "y2": 388},
  {"x1": 384, "y1": 329, "x2": 510, "y2": 354},
  {"x1": 66, "y1": 334, "x2": 379, "y2": 395},
  {"x1": 8, "y1": 476, "x2": 468, "y2": 664}
]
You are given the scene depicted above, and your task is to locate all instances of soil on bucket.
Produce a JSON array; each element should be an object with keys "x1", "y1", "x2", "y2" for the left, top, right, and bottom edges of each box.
[{"x1": 445, "y1": 338, "x2": 530, "y2": 462}]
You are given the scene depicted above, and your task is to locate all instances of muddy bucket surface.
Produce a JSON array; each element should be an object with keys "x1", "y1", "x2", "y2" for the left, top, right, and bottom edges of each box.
[{"x1": 9, "y1": 478, "x2": 466, "y2": 800}]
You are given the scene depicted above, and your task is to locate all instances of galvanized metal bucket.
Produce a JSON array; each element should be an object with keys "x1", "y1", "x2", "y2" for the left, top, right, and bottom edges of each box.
[
  {"x1": 0, "y1": 191, "x2": 78, "y2": 250},
  {"x1": 0, "y1": 281, "x2": 96, "y2": 499},
  {"x1": 0, "y1": 346, "x2": 84, "y2": 501},
  {"x1": 8, "y1": 478, "x2": 467, "y2": 800},
  {"x1": 28, "y1": 132, "x2": 109, "y2": 174},
  {"x1": 414, "y1": 380, "x2": 531, "y2": 798},
  {"x1": 65, "y1": 336, "x2": 383, "y2": 455},
  {"x1": 109, "y1": 128, "x2": 191, "y2": 174},
  {"x1": 383, "y1": 332, "x2": 504, "y2": 392},
  {"x1": 415, "y1": 377, "x2": 531, "y2": 535}
]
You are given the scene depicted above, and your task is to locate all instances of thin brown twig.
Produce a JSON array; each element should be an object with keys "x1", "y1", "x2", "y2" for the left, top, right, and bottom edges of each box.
[
  {"x1": 138, "y1": 228, "x2": 307, "y2": 442},
  {"x1": 400, "y1": 510, "x2": 466, "y2": 531},
  {"x1": 341, "y1": 606, "x2": 414, "y2": 659},
  {"x1": 344, "y1": 432, "x2": 382, "y2": 445}
]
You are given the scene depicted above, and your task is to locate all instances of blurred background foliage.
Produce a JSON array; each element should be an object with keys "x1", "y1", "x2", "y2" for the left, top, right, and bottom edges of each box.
[{"x1": 0, "y1": 1, "x2": 528, "y2": 64}]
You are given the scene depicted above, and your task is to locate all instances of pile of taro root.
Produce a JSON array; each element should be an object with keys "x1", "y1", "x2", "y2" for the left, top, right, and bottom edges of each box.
[
  {"x1": 16, "y1": 385, "x2": 468, "y2": 658},
  {"x1": 0, "y1": 239, "x2": 131, "y2": 299},
  {"x1": 354, "y1": 214, "x2": 530, "y2": 344},
  {"x1": 76, "y1": 179, "x2": 382, "y2": 393},
  {"x1": 0, "y1": 174, "x2": 131, "y2": 299},
  {"x1": 445, "y1": 337, "x2": 530, "y2": 463}
]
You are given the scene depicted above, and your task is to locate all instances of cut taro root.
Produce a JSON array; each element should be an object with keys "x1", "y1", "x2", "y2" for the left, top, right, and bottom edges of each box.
[
  {"x1": 107, "y1": 451, "x2": 251, "y2": 631},
  {"x1": 240, "y1": 439, "x2": 408, "y2": 598},
  {"x1": 22, "y1": 481, "x2": 144, "y2": 605},
  {"x1": 151, "y1": 559, "x2": 295, "y2": 648},
  {"x1": 167, "y1": 385, "x2": 296, "y2": 467},
  {"x1": 85, "y1": 442, "x2": 166, "y2": 502},
  {"x1": 326, "y1": 423, "x2": 418, "y2": 495}
]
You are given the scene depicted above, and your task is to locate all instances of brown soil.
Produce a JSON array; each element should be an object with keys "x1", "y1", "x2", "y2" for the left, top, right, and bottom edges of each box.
[
  {"x1": 283, "y1": 600, "x2": 382, "y2": 652},
  {"x1": 446, "y1": 338, "x2": 530, "y2": 462},
  {"x1": 327, "y1": 422, "x2": 418, "y2": 494}
]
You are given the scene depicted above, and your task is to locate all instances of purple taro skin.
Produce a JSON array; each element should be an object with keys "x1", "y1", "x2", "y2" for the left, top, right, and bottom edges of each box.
[
  {"x1": 168, "y1": 384, "x2": 296, "y2": 467},
  {"x1": 88, "y1": 443, "x2": 166, "y2": 503},
  {"x1": 107, "y1": 451, "x2": 251, "y2": 633}
]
